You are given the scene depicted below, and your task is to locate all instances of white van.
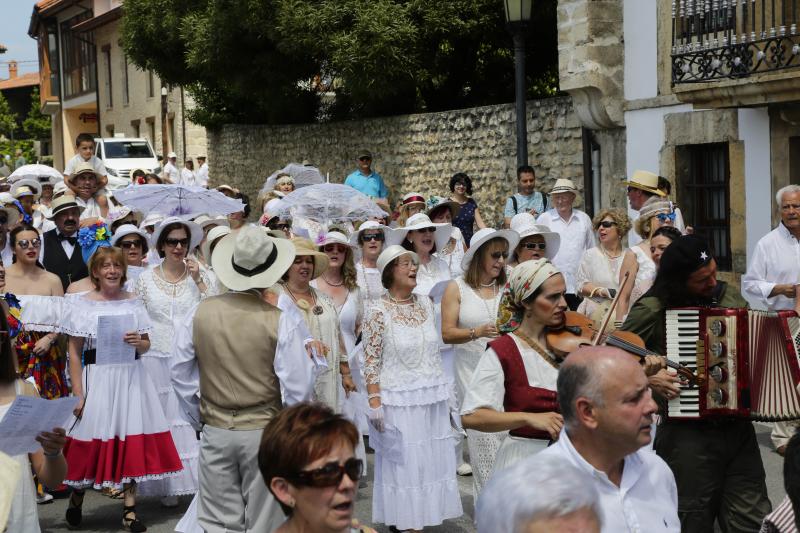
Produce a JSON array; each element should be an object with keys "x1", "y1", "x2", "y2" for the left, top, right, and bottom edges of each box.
[{"x1": 94, "y1": 137, "x2": 161, "y2": 189}]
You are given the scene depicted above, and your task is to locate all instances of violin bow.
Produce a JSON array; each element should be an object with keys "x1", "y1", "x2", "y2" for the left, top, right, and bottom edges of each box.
[{"x1": 591, "y1": 271, "x2": 631, "y2": 346}]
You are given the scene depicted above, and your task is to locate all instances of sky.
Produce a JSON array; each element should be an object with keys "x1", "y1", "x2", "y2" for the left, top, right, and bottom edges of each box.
[{"x1": 1, "y1": 0, "x2": 41, "y2": 78}]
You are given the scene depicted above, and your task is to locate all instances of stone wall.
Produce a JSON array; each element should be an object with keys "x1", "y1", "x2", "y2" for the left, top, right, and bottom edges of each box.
[{"x1": 208, "y1": 97, "x2": 584, "y2": 227}]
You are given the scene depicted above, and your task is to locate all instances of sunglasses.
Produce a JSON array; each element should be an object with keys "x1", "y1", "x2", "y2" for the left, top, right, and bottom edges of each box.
[
  {"x1": 119, "y1": 239, "x2": 143, "y2": 249},
  {"x1": 358, "y1": 157, "x2": 372, "y2": 162},
  {"x1": 521, "y1": 242, "x2": 546, "y2": 250},
  {"x1": 275, "y1": 223, "x2": 292, "y2": 231},
  {"x1": 361, "y1": 233, "x2": 384, "y2": 242},
  {"x1": 597, "y1": 221, "x2": 617, "y2": 229},
  {"x1": 290, "y1": 458, "x2": 363, "y2": 488},
  {"x1": 415, "y1": 227, "x2": 437, "y2": 234},
  {"x1": 0, "y1": 217, "x2": 8, "y2": 225},
  {"x1": 164, "y1": 237, "x2": 190, "y2": 248},
  {"x1": 490, "y1": 251, "x2": 509, "y2": 260},
  {"x1": 17, "y1": 238, "x2": 41, "y2": 250},
  {"x1": 656, "y1": 212, "x2": 676, "y2": 223},
  {"x1": 323, "y1": 244, "x2": 348, "y2": 253}
]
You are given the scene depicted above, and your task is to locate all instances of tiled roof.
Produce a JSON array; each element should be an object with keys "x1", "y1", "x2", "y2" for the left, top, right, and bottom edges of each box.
[{"x1": 0, "y1": 72, "x2": 40, "y2": 90}]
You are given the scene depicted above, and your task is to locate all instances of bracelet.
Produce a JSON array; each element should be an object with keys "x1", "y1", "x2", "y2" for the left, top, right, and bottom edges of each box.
[
  {"x1": 469, "y1": 328, "x2": 476, "y2": 341},
  {"x1": 43, "y1": 449, "x2": 62, "y2": 458},
  {"x1": 367, "y1": 393, "x2": 381, "y2": 400}
]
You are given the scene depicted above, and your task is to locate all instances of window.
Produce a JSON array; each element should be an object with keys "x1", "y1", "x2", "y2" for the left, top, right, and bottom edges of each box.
[
  {"x1": 147, "y1": 70, "x2": 154, "y2": 98},
  {"x1": 676, "y1": 143, "x2": 732, "y2": 270},
  {"x1": 122, "y1": 55, "x2": 130, "y2": 105},
  {"x1": 103, "y1": 140, "x2": 155, "y2": 159},
  {"x1": 102, "y1": 45, "x2": 112, "y2": 108},
  {"x1": 61, "y1": 12, "x2": 96, "y2": 98}
]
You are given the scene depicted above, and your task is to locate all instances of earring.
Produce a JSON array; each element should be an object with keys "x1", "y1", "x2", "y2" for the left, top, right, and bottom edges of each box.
[{"x1": 288, "y1": 499, "x2": 295, "y2": 508}]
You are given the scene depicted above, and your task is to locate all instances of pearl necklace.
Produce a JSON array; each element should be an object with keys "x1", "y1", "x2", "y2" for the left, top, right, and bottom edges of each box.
[
  {"x1": 600, "y1": 245, "x2": 623, "y2": 260},
  {"x1": 321, "y1": 273, "x2": 344, "y2": 287},
  {"x1": 388, "y1": 293, "x2": 413, "y2": 304},
  {"x1": 480, "y1": 279, "x2": 496, "y2": 288}
]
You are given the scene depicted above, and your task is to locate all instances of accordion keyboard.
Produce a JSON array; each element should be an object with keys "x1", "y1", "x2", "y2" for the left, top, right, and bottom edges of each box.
[{"x1": 665, "y1": 309, "x2": 701, "y2": 418}]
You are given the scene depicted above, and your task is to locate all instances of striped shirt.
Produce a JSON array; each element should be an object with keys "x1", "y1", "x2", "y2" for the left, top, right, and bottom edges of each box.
[{"x1": 761, "y1": 496, "x2": 798, "y2": 533}]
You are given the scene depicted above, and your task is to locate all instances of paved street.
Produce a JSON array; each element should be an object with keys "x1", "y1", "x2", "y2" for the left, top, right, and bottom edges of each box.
[{"x1": 37, "y1": 422, "x2": 786, "y2": 532}]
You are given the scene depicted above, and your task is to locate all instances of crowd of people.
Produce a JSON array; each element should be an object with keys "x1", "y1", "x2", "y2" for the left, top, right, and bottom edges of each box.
[{"x1": 2, "y1": 139, "x2": 800, "y2": 533}]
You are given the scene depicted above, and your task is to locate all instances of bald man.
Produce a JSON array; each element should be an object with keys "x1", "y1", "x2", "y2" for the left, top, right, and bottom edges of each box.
[{"x1": 536, "y1": 346, "x2": 680, "y2": 533}]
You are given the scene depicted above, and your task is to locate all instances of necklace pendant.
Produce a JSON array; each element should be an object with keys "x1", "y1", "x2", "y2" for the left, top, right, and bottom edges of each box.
[{"x1": 312, "y1": 305, "x2": 324, "y2": 315}]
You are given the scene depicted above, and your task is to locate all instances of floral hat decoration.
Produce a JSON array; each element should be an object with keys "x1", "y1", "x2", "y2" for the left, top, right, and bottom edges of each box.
[
  {"x1": 496, "y1": 259, "x2": 561, "y2": 333},
  {"x1": 78, "y1": 222, "x2": 112, "y2": 264}
]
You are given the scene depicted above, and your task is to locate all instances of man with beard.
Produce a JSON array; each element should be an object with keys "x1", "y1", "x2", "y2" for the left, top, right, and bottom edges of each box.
[
  {"x1": 621, "y1": 235, "x2": 771, "y2": 532},
  {"x1": 40, "y1": 195, "x2": 87, "y2": 291}
]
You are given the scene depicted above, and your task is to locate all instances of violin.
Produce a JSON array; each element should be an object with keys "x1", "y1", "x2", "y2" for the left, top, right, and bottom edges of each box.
[{"x1": 545, "y1": 272, "x2": 699, "y2": 386}]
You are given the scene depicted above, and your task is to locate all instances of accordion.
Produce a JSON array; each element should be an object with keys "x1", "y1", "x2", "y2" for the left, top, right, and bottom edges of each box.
[{"x1": 665, "y1": 307, "x2": 800, "y2": 421}]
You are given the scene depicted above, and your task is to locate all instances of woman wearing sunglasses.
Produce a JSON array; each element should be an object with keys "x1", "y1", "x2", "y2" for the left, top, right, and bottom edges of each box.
[
  {"x1": 133, "y1": 216, "x2": 208, "y2": 506},
  {"x1": 110, "y1": 224, "x2": 149, "y2": 284},
  {"x1": 351, "y1": 221, "x2": 388, "y2": 306},
  {"x1": 312, "y1": 231, "x2": 369, "y2": 475},
  {"x1": 574, "y1": 209, "x2": 638, "y2": 326},
  {"x1": 260, "y1": 402, "x2": 376, "y2": 533},
  {"x1": 390, "y1": 212, "x2": 452, "y2": 298},
  {"x1": 441, "y1": 228, "x2": 518, "y2": 498},
  {"x1": 630, "y1": 197, "x2": 676, "y2": 302},
  {"x1": 4, "y1": 224, "x2": 67, "y2": 400},
  {"x1": 508, "y1": 213, "x2": 560, "y2": 267}
]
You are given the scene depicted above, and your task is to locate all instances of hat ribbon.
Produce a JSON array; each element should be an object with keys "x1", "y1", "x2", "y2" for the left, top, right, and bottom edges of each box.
[{"x1": 231, "y1": 244, "x2": 278, "y2": 277}]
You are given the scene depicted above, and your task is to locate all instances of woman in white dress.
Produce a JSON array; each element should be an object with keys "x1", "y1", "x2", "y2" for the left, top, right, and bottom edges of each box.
[
  {"x1": 631, "y1": 197, "x2": 677, "y2": 302},
  {"x1": 62, "y1": 246, "x2": 182, "y2": 532},
  {"x1": 134, "y1": 216, "x2": 208, "y2": 505},
  {"x1": 351, "y1": 221, "x2": 387, "y2": 307},
  {"x1": 312, "y1": 231, "x2": 368, "y2": 472},
  {"x1": 388, "y1": 212, "x2": 452, "y2": 296},
  {"x1": 574, "y1": 208, "x2": 638, "y2": 326},
  {"x1": 461, "y1": 259, "x2": 566, "y2": 472},
  {"x1": 365, "y1": 245, "x2": 463, "y2": 531},
  {"x1": 275, "y1": 238, "x2": 356, "y2": 410},
  {"x1": 508, "y1": 213, "x2": 560, "y2": 267},
  {"x1": 110, "y1": 224, "x2": 149, "y2": 285},
  {"x1": 441, "y1": 228, "x2": 519, "y2": 498},
  {"x1": 428, "y1": 196, "x2": 467, "y2": 278}
]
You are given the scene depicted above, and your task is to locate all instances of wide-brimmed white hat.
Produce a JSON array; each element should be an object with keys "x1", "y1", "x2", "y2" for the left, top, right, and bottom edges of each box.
[
  {"x1": 212, "y1": 225, "x2": 295, "y2": 291},
  {"x1": 193, "y1": 214, "x2": 230, "y2": 229},
  {"x1": 317, "y1": 231, "x2": 355, "y2": 249},
  {"x1": 11, "y1": 178, "x2": 42, "y2": 199},
  {"x1": 150, "y1": 216, "x2": 203, "y2": 251},
  {"x1": 46, "y1": 195, "x2": 85, "y2": 220},
  {"x1": 461, "y1": 228, "x2": 520, "y2": 271},
  {"x1": 549, "y1": 178, "x2": 578, "y2": 196},
  {"x1": 139, "y1": 212, "x2": 165, "y2": 230},
  {"x1": 203, "y1": 225, "x2": 232, "y2": 261},
  {"x1": 110, "y1": 224, "x2": 149, "y2": 249},
  {"x1": 625, "y1": 170, "x2": 667, "y2": 197},
  {"x1": 386, "y1": 213, "x2": 451, "y2": 250},
  {"x1": 510, "y1": 213, "x2": 560, "y2": 260},
  {"x1": 349, "y1": 220, "x2": 388, "y2": 247},
  {"x1": 377, "y1": 245, "x2": 419, "y2": 276}
]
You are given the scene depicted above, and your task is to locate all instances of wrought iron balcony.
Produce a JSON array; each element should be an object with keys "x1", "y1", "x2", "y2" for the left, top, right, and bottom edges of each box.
[{"x1": 672, "y1": 0, "x2": 800, "y2": 84}]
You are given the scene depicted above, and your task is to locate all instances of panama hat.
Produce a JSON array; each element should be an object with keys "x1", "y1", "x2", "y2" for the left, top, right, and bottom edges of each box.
[
  {"x1": 386, "y1": 213, "x2": 451, "y2": 250},
  {"x1": 167, "y1": 151, "x2": 177, "y2": 159},
  {"x1": 193, "y1": 214, "x2": 230, "y2": 229},
  {"x1": 11, "y1": 178, "x2": 42, "y2": 199},
  {"x1": 202, "y1": 225, "x2": 232, "y2": 261},
  {"x1": 461, "y1": 228, "x2": 520, "y2": 271},
  {"x1": 426, "y1": 196, "x2": 459, "y2": 220},
  {"x1": 139, "y1": 212, "x2": 165, "y2": 230},
  {"x1": 290, "y1": 238, "x2": 330, "y2": 279},
  {"x1": 216, "y1": 184, "x2": 238, "y2": 195},
  {"x1": 549, "y1": 178, "x2": 578, "y2": 196},
  {"x1": 150, "y1": 216, "x2": 203, "y2": 251},
  {"x1": 510, "y1": 213, "x2": 560, "y2": 260},
  {"x1": 107, "y1": 206, "x2": 141, "y2": 227},
  {"x1": 212, "y1": 225, "x2": 295, "y2": 291},
  {"x1": 377, "y1": 245, "x2": 419, "y2": 276},
  {"x1": 349, "y1": 220, "x2": 388, "y2": 247},
  {"x1": 317, "y1": 231, "x2": 355, "y2": 249},
  {"x1": 46, "y1": 195, "x2": 85, "y2": 220},
  {"x1": 400, "y1": 192, "x2": 426, "y2": 210},
  {"x1": 67, "y1": 161, "x2": 99, "y2": 185},
  {"x1": 625, "y1": 170, "x2": 667, "y2": 197},
  {"x1": 110, "y1": 224, "x2": 150, "y2": 252}
]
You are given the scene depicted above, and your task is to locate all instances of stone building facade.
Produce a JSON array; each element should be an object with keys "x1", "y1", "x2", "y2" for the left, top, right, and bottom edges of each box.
[{"x1": 209, "y1": 97, "x2": 587, "y2": 227}]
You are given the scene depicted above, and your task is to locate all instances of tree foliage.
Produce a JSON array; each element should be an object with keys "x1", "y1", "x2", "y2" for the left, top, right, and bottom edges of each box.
[
  {"x1": 22, "y1": 88, "x2": 51, "y2": 140},
  {"x1": 121, "y1": 0, "x2": 558, "y2": 127},
  {"x1": 0, "y1": 92, "x2": 17, "y2": 139}
]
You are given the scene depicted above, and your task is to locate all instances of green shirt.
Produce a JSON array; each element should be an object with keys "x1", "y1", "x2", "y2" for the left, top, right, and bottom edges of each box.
[{"x1": 621, "y1": 283, "x2": 748, "y2": 355}]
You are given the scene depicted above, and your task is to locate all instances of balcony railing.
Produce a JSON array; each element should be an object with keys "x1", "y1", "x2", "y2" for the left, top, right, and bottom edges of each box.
[{"x1": 672, "y1": 0, "x2": 800, "y2": 84}]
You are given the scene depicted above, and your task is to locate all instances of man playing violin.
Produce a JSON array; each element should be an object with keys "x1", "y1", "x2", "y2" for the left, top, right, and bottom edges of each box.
[{"x1": 621, "y1": 235, "x2": 771, "y2": 533}]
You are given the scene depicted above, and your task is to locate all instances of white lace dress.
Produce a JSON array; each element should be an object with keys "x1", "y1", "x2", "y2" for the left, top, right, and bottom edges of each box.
[
  {"x1": 453, "y1": 277, "x2": 504, "y2": 498},
  {"x1": 275, "y1": 284, "x2": 345, "y2": 411},
  {"x1": 574, "y1": 246, "x2": 625, "y2": 318},
  {"x1": 135, "y1": 269, "x2": 210, "y2": 496},
  {"x1": 631, "y1": 245, "x2": 657, "y2": 303},
  {"x1": 364, "y1": 296, "x2": 463, "y2": 530}
]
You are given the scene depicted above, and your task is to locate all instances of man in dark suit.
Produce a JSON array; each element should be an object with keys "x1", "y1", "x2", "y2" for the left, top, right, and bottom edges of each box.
[{"x1": 40, "y1": 195, "x2": 87, "y2": 291}]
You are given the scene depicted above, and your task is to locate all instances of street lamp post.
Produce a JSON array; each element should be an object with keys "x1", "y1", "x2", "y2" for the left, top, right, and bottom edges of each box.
[
  {"x1": 161, "y1": 86, "x2": 169, "y2": 164},
  {"x1": 504, "y1": 0, "x2": 533, "y2": 168}
]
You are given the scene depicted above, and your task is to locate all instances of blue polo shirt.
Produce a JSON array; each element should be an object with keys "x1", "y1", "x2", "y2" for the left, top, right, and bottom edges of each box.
[{"x1": 344, "y1": 170, "x2": 389, "y2": 199}]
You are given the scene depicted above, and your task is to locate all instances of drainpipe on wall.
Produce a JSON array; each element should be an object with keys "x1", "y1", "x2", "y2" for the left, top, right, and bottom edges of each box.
[
  {"x1": 180, "y1": 87, "x2": 187, "y2": 163},
  {"x1": 581, "y1": 128, "x2": 602, "y2": 217}
]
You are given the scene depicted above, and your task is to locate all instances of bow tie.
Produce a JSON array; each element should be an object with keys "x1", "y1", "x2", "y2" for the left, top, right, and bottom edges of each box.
[{"x1": 58, "y1": 234, "x2": 77, "y2": 246}]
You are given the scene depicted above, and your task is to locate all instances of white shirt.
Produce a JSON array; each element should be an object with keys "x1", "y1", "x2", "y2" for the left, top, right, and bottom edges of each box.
[
  {"x1": 1, "y1": 239, "x2": 12, "y2": 266},
  {"x1": 537, "y1": 208, "x2": 595, "y2": 294},
  {"x1": 75, "y1": 196, "x2": 103, "y2": 220},
  {"x1": 196, "y1": 162, "x2": 209, "y2": 188},
  {"x1": 64, "y1": 154, "x2": 107, "y2": 177},
  {"x1": 163, "y1": 161, "x2": 179, "y2": 183},
  {"x1": 171, "y1": 292, "x2": 316, "y2": 430},
  {"x1": 538, "y1": 430, "x2": 681, "y2": 533},
  {"x1": 742, "y1": 223, "x2": 800, "y2": 311},
  {"x1": 39, "y1": 229, "x2": 78, "y2": 265},
  {"x1": 180, "y1": 168, "x2": 196, "y2": 186}
]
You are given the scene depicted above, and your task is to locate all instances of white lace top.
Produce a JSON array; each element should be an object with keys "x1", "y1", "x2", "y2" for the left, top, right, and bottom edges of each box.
[
  {"x1": 356, "y1": 262, "x2": 384, "y2": 306},
  {"x1": 363, "y1": 295, "x2": 449, "y2": 405},
  {"x1": 574, "y1": 247, "x2": 626, "y2": 293},
  {"x1": 135, "y1": 268, "x2": 210, "y2": 356}
]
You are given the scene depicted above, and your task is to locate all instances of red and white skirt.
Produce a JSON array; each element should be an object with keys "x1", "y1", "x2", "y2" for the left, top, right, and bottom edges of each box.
[{"x1": 63, "y1": 360, "x2": 183, "y2": 490}]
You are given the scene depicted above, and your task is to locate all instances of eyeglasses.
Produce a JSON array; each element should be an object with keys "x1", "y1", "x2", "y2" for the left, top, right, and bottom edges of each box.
[
  {"x1": 597, "y1": 221, "x2": 617, "y2": 229},
  {"x1": 521, "y1": 242, "x2": 546, "y2": 250},
  {"x1": 119, "y1": 239, "x2": 143, "y2": 249},
  {"x1": 361, "y1": 233, "x2": 384, "y2": 242},
  {"x1": 490, "y1": 251, "x2": 509, "y2": 260},
  {"x1": 323, "y1": 244, "x2": 348, "y2": 253},
  {"x1": 656, "y1": 212, "x2": 676, "y2": 223},
  {"x1": 396, "y1": 259, "x2": 418, "y2": 269},
  {"x1": 290, "y1": 458, "x2": 363, "y2": 488},
  {"x1": 164, "y1": 237, "x2": 190, "y2": 248},
  {"x1": 415, "y1": 227, "x2": 437, "y2": 234},
  {"x1": 17, "y1": 238, "x2": 41, "y2": 250}
]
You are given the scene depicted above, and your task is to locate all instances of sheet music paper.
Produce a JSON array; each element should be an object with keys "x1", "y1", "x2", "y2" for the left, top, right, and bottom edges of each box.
[
  {"x1": 96, "y1": 314, "x2": 136, "y2": 365},
  {"x1": 0, "y1": 395, "x2": 79, "y2": 456},
  {"x1": 368, "y1": 423, "x2": 405, "y2": 464}
]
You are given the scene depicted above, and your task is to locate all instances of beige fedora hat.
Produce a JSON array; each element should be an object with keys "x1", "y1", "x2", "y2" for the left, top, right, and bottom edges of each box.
[
  {"x1": 290, "y1": 237, "x2": 330, "y2": 279},
  {"x1": 625, "y1": 170, "x2": 667, "y2": 196},
  {"x1": 549, "y1": 178, "x2": 578, "y2": 195},
  {"x1": 211, "y1": 225, "x2": 296, "y2": 291}
]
